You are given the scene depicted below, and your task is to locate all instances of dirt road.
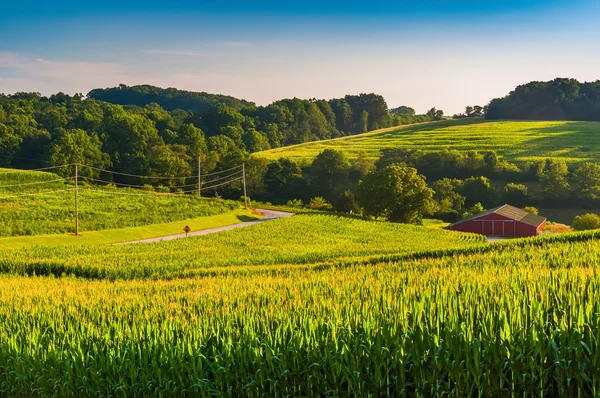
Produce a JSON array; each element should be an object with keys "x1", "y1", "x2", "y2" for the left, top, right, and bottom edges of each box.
[{"x1": 116, "y1": 209, "x2": 294, "y2": 245}]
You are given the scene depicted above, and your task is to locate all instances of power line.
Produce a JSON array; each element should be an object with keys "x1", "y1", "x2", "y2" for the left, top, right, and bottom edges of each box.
[
  {"x1": 201, "y1": 164, "x2": 243, "y2": 177},
  {"x1": 201, "y1": 177, "x2": 243, "y2": 191},
  {"x1": 80, "y1": 177, "x2": 200, "y2": 189},
  {"x1": 202, "y1": 170, "x2": 243, "y2": 186},
  {"x1": 87, "y1": 166, "x2": 196, "y2": 180},
  {"x1": 79, "y1": 188, "x2": 200, "y2": 197}
]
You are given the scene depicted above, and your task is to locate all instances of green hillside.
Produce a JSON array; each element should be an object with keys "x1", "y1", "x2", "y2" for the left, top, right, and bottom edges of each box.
[
  {"x1": 0, "y1": 168, "x2": 240, "y2": 237},
  {"x1": 257, "y1": 119, "x2": 600, "y2": 164}
]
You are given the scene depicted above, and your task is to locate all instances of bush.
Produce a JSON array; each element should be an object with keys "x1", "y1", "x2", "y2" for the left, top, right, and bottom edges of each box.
[
  {"x1": 286, "y1": 199, "x2": 304, "y2": 208},
  {"x1": 572, "y1": 213, "x2": 600, "y2": 231},
  {"x1": 155, "y1": 185, "x2": 171, "y2": 193},
  {"x1": 523, "y1": 206, "x2": 539, "y2": 215},
  {"x1": 309, "y1": 197, "x2": 333, "y2": 211}
]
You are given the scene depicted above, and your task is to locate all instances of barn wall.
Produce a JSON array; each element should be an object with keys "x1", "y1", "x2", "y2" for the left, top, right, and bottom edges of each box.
[
  {"x1": 450, "y1": 214, "x2": 516, "y2": 236},
  {"x1": 450, "y1": 214, "x2": 544, "y2": 237}
]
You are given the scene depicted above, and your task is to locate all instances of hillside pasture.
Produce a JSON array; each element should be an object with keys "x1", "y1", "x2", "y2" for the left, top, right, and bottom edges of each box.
[
  {"x1": 0, "y1": 168, "x2": 240, "y2": 237},
  {"x1": 257, "y1": 119, "x2": 600, "y2": 164}
]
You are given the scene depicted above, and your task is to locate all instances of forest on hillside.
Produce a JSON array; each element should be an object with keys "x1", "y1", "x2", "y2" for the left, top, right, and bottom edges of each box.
[
  {"x1": 0, "y1": 87, "x2": 443, "y2": 183},
  {"x1": 486, "y1": 78, "x2": 600, "y2": 120}
]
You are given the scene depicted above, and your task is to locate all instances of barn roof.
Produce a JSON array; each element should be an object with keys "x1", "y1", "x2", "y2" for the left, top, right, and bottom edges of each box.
[{"x1": 451, "y1": 204, "x2": 546, "y2": 227}]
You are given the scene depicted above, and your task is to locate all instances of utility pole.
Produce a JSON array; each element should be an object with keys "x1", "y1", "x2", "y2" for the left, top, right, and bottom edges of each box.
[
  {"x1": 242, "y1": 162, "x2": 248, "y2": 209},
  {"x1": 198, "y1": 156, "x2": 201, "y2": 198},
  {"x1": 75, "y1": 164, "x2": 79, "y2": 236}
]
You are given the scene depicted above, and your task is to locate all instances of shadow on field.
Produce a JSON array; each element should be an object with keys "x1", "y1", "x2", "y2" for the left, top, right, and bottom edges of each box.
[
  {"x1": 370, "y1": 118, "x2": 484, "y2": 141},
  {"x1": 511, "y1": 121, "x2": 600, "y2": 161},
  {"x1": 236, "y1": 215, "x2": 261, "y2": 222}
]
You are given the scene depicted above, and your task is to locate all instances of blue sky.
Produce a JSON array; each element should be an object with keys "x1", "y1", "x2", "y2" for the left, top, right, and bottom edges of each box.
[{"x1": 1, "y1": 0, "x2": 599, "y2": 114}]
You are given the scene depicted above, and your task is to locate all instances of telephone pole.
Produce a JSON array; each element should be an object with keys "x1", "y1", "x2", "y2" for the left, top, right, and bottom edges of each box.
[
  {"x1": 198, "y1": 156, "x2": 201, "y2": 198},
  {"x1": 242, "y1": 162, "x2": 248, "y2": 209},
  {"x1": 75, "y1": 164, "x2": 79, "y2": 236}
]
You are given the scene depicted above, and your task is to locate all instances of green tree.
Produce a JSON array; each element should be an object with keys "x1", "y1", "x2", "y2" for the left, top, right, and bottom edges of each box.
[
  {"x1": 264, "y1": 158, "x2": 305, "y2": 200},
  {"x1": 432, "y1": 178, "x2": 465, "y2": 216},
  {"x1": 459, "y1": 176, "x2": 494, "y2": 207},
  {"x1": 0, "y1": 123, "x2": 22, "y2": 167},
  {"x1": 357, "y1": 164, "x2": 437, "y2": 224},
  {"x1": 504, "y1": 183, "x2": 530, "y2": 207},
  {"x1": 49, "y1": 129, "x2": 110, "y2": 177},
  {"x1": 573, "y1": 162, "x2": 600, "y2": 200},
  {"x1": 462, "y1": 203, "x2": 485, "y2": 219},
  {"x1": 175, "y1": 123, "x2": 207, "y2": 160},
  {"x1": 147, "y1": 144, "x2": 192, "y2": 186},
  {"x1": 538, "y1": 159, "x2": 570, "y2": 201},
  {"x1": 336, "y1": 190, "x2": 360, "y2": 214},
  {"x1": 309, "y1": 149, "x2": 350, "y2": 201},
  {"x1": 244, "y1": 157, "x2": 268, "y2": 197},
  {"x1": 243, "y1": 129, "x2": 271, "y2": 153}
]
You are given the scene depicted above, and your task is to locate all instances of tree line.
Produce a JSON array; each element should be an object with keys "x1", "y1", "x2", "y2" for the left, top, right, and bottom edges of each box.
[
  {"x1": 486, "y1": 78, "x2": 600, "y2": 121},
  {"x1": 0, "y1": 88, "x2": 444, "y2": 185},
  {"x1": 245, "y1": 147, "x2": 600, "y2": 224}
]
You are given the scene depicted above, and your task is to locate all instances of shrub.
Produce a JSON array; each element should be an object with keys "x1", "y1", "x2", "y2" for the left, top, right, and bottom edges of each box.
[
  {"x1": 286, "y1": 199, "x2": 304, "y2": 208},
  {"x1": 155, "y1": 185, "x2": 171, "y2": 193},
  {"x1": 572, "y1": 213, "x2": 600, "y2": 231},
  {"x1": 309, "y1": 197, "x2": 333, "y2": 211},
  {"x1": 523, "y1": 206, "x2": 539, "y2": 215}
]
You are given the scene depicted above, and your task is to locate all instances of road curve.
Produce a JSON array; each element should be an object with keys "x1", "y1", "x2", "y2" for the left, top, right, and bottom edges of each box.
[{"x1": 116, "y1": 209, "x2": 294, "y2": 245}]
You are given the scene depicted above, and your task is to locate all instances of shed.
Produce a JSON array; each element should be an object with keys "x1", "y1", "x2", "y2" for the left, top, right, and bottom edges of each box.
[{"x1": 449, "y1": 204, "x2": 546, "y2": 237}]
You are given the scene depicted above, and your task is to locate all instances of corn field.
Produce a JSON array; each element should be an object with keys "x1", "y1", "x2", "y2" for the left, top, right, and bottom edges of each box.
[{"x1": 1, "y1": 230, "x2": 600, "y2": 395}]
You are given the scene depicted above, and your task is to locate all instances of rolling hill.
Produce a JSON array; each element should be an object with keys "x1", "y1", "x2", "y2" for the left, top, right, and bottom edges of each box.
[{"x1": 257, "y1": 118, "x2": 600, "y2": 164}]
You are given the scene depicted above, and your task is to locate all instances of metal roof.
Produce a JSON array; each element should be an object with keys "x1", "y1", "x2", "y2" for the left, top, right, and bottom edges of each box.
[{"x1": 450, "y1": 204, "x2": 546, "y2": 227}]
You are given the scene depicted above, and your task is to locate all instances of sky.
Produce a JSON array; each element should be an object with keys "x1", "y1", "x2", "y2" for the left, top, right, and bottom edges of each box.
[{"x1": 1, "y1": 0, "x2": 599, "y2": 114}]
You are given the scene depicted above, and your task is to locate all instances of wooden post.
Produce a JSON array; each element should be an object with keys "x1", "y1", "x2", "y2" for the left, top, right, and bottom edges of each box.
[
  {"x1": 198, "y1": 156, "x2": 201, "y2": 198},
  {"x1": 242, "y1": 163, "x2": 248, "y2": 209},
  {"x1": 75, "y1": 164, "x2": 79, "y2": 236}
]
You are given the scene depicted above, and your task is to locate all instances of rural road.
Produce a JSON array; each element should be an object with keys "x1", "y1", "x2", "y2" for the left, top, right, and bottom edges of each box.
[{"x1": 117, "y1": 209, "x2": 294, "y2": 245}]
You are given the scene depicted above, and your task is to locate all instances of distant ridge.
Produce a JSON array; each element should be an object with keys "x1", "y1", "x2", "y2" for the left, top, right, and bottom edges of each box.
[{"x1": 87, "y1": 84, "x2": 255, "y2": 113}]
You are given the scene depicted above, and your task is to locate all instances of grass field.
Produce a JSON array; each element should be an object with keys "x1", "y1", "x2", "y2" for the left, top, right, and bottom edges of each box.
[
  {"x1": 0, "y1": 213, "x2": 485, "y2": 279},
  {"x1": 0, "y1": 168, "x2": 241, "y2": 237},
  {"x1": 2, "y1": 227, "x2": 600, "y2": 395},
  {"x1": 257, "y1": 119, "x2": 600, "y2": 164}
]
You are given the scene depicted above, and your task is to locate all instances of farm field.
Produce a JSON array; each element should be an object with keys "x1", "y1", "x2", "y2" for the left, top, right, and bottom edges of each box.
[
  {"x1": 2, "y1": 229, "x2": 600, "y2": 395},
  {"x1": 0, "y1": 168, "x2": 241, "y2": 237},
  {"x1": 257, "y1": 119, "x2": 600, "y2": 164},
  {"x1": 0, "y1": 213, "x2": 486, "y2": 279},
  {"x1": 0, "y1": 208, "x2": 259, "y2": 249}
]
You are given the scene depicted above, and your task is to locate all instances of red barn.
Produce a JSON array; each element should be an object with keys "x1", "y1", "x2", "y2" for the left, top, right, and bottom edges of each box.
[{"x1": 449, "y1": 204, "x2": 546, "y2": 237}]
